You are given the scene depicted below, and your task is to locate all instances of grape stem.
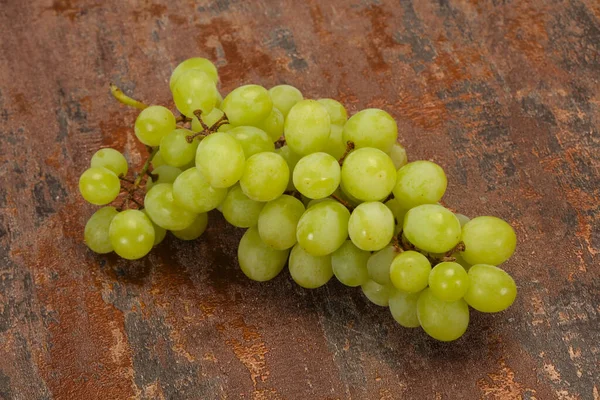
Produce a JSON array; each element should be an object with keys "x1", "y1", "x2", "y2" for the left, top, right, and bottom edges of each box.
[
  {"x1": 338, "y1": 141, "x2": 355, "y2": 166},
  {"x1": 330, "y1": 193, "x2": 355, "y2": 211},
  {"x1": 185, "y1": 110, "x2": 230, "y2": 143},
  {"x1": 176, "y1": 114, "x2": 192, "y2": 123},
  {"x1": 134, "y1": 146, "x2": 159, "y2": 187},
  {"x1": 109, "y1": 84, "x2": 149, "y2": 110},
  {"x1": 274, "y1": 137, "x2": 286, "y2": 149},
  {"x1": 283, "y1": 190, "x2": 302, "y2": 201}
]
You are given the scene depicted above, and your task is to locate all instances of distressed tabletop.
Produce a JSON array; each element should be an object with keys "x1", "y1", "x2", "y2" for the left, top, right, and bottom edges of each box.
[{"x1": 1, "y1": 0, "x2": 599, "y2": 399}]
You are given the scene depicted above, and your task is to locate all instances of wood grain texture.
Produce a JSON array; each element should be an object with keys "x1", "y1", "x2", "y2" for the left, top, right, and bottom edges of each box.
[{"x1": 0, "y1": 0, "x2": 599, "y2": 399}]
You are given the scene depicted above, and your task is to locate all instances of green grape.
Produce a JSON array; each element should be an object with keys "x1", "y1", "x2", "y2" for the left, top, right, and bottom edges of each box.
[
  {"x1": 453, "y1": 252, "x2": 472, "y2": 270},
  {"x1": 332, "y1": 240, "x2": 370, "y2": 287},
  {"x1": 146, "y1": 165, "x2": 182, "y2": 190},
  {"x1": 159, "y1": 129, "x2": 198, "y2": 167},
  {"x1": 348, "y1": 202, "x2": 394, "y2": 251},
  {"x1": 143, "y1": 209, "x2": 166, "y2": 246},
  {"x1": 389, "y1": 289, "x2": 421, "y2": 328},
  {"x1": 144, "y1": 183, "x2": 196, "y2": 230},
  {"x1": 361, "y1": 280, "x2": 392, "y2": 307},
  {"x1": 172, "y1": 167, "x2": 227, "y2": 213},
  {"x1": 336, "y1": 185, "x2": 362, "y2": 208},
  {"x1": 341, "y1": 147, "x2": 396, "y2": 201},
  {"x1": 293, "y1": 152, "x2": 340, "y2": 199},
  {"x1": 276, "y1": 145, "x2": 302, "y2": 191},
  {"x1": 257, "y1": 195, "x2": 305, "y2": 250},
  {"x1": 169, "y1": 57, "x2": 218, "y2": 91},
  {"x1": 227, "y1": 126, "x2": 274, "y2": 158},
  {"x1": 296, "y1": 200, "x2": 350, "y2": 256},
  {"x1": 90, "y1": 148, "x2": 128, "y2": 177},
  {"x1": 222, "y1": 185, "x2": 265, "y2": 228},
  {"x1": 464, "y1": 264, "x2": 517, "y2": 313},
  {"x1": 393, "y1": 161, "x2": 447, "y2": 209},
  {"x1": 317, "y1": 98, "x2": 347, "y2": 126},
  {"x1": 221, "y1": 84, "x2": 273, "y2": 126},
  {"x1": 460, "y1": 216, "x2": 517, "y2": 266},
  {"x1": 389, "y1": 143, "x2": 408, "y2": 170},
  {"x1": 196, "y1": 132, "x2": 245, "y2": 188},
  {"x1": 417, "y1": 288, "x2": 469, "y2": 342},
  {"x1": 389, "y1": 251, "x2": 432, "y2": 293},
  {"x1": 367, "y1": 245, "x2": 397, "y2": 286},
  {"x1": 108, "y1": 209, "x2": 155, "y2": 260},
  {"x1": 84, "y1": 206, "x2": 119, "y2": 253},
  {"x1": 429, "y1": 262, "x2": 469, "y2": 302},
  {"x1": 288, "y1": 244, "x2": 333, "y2": 289},
  {"x1": 403, "y1": 204, "x2": 461, "y2": 253},
  {"x1": 171, "y1": 213, "x2": 208, "y2": 240},
  {"x1": 385, "y1": 197, "x2": 408, "y2": 226},
  {"x1": 454, "y1": 213, "x2": 470, "y2": 228},
  {"x1": 172, "y1": 69, "x2": 219, "y2": 117},
  {"x1": 323, "y1": 124, "x2": 346, "y2": 160},
  {"x1": 284, "y1": 100, "x2": 331, "y2": 156},
  {"x1": 240, "y1": 152, "x2": 289, "y2": 202},
  {"x1": 191, "y1": 108, "x2": 230, "y2": 132},
  {"x1": 79, "y1": 167, "x2": 120, "y2": 205},
  {"x1": 268, "y1": 85, "x2": 303, "y2": 117},
  {"x1": 238, "y1": 226, "x2": 290, "y2": 282},
  {"x1": 151, "y1": 150, "x2": 167, "y2": 169},
  {"x1": 134, "y1": 105, "x2": 176, "y2": 146},
  {"x1": 256, "y1": 107, "x2": 284, "y2": 141},
  {"x1": 343, "y1": 109, "x2": 397, "y2": 153}
]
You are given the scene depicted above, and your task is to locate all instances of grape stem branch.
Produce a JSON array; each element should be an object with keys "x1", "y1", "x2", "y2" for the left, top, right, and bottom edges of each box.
[
  {"x1": 338, "y1": 141, "x2": 355, "y2": 166},
  {"x1": 110, "y1": 84, "x2": 149, "y2": 110},
  {"x1": 185, "y1": 110, "x2": 230, "y2": 143},
  {"x1": 330, "y1": 193, "x2": 354, "y2": 211}
]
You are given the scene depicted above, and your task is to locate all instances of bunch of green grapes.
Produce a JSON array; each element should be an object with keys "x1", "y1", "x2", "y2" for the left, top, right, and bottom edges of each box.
[{"x1": 80, "y1": 57, "x2": 519, "y2": 342}]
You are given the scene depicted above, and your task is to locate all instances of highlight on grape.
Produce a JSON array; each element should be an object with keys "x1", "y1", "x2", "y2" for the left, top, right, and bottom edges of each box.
[{"x1": 80, "y1": 57, "x2": 518, "y2": 342}]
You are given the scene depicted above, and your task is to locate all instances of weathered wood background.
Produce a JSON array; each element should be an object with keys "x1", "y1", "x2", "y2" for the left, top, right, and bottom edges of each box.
[{"x1": 0, "y1": 0, "x2": 599, "y2": 399}]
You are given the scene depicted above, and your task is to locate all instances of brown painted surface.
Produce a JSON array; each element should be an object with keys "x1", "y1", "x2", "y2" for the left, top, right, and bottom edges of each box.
[{"x1": 0, "y1": 0, "x2": 598, "y2": 399}]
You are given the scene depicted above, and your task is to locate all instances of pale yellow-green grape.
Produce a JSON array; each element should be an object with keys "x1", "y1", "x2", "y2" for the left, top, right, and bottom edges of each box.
[
  {"x1": 144, "y1": 183, "x2": 196, "y2": 230},
  {"x1": 227, "y1": 126, "x2": 274, "y2": 158},
  {"x1": 79, "y1": 167, "x2": 120, "y2": 205},
  {"x1": 296, "y1": 200, "x2": 350, "y2": 256},
  {"x1": 221, "y1": 84, "x2": 273, "y2": 126},
  {"x1": 84, "y1": 206, "x2": 119, "y2": 253},
  {"x1": 343, "y1": 109, "x2": 398, "y2": 153},
  {"x1": 323, "y1": 124, "x2": 346, "y2": 160},
  {"x1": 171, "y1": 213, "x2": 208, "y2": 240},
  {"x1": 390, "y1": 250, "x2": 432, "y2": 293},
  {"x1": 367, "y1": 245, "x2": 397, "y2": 286},
  {"x1": 317, "y1": 98, "x2": 347, "y2": 126},
  {"x1": 216, "y1": 91, "x2": 223, "y2": 107},
  {"x1": 196, "y1": 132, "x2": 246, "y2": 188},
  {"x1": 221, "y1": 185, "x2": 265, "y2": 228},
  {"x1": 276, "y1": 145, "x2": 302, "y2": 191},
  {"x1": 143, "y1": 209, "x2": 166, "y2": 246},
  {"x1": 417, "y1": 288, "x2": 469, "y2": 342},
  {"x1": 335, "y1": 185, "x2": 362, "y2": 208},
  {"x1": 240, "y1": 152, "x2": 289, "y2": 202},
  {"x1": 460, "y1": 216, "x2": 517, "y2": 266},
  {"x1": 108, "y1": 209, "x2": 155, "y2": 260},
  {"x1": 134, "y1": 105, "x2": 177, "y2": 146},
  {"x1": 389, "y1": 143, "x2": 408, "y2": 170},
  {"x1": 429, "y1": 262, "x2": 469, "y2": 302},
  {"x1": 331, "y1": 240, "x2": 370, "y2": 287},
  {"x1": 159, "y1": 129, "x2": 199, "y2": 167},
  {"x1": 464, "y1": 264, "x2": 517, "y2": 312},
  {"x1": 341, "y1": 147, "x2": 396, "y2": 202},
  {"x1": 268, "y1": 84, "x2": 303, "y2": 117},
  {"x1": 293, "y1": 152, "x2": 340, "y2": 199},
  {"x1": 172, "y1": 70, "x2": 219, "y2": 117},
  {"x1": 289, "y1": 244, "x2": 333, "y2": 289},
  {"x1": 284, "y1": 100, "x2": 331, "y2": 156},
  {"x1": 385, "y1": 197, "x2": 408, "y2": 229},
  {"x1": 403, "y1": 204, "x2": 461, "y2": 253},
  {"x1": 90, "y1": 148, "x2": 128, "y2": 177},
  {"x1": 348, "y1": 202, "x2": 394, "y2": 251},
  {"x1": 361, "y1": 280, "x2": 392, "y2": 307},
  {"x1": 238, "y1": 227, "x2": 290, "y2": 282},
  {"x1": 454, "y1": 213, "x2": 470, "y2": 227},
  {"x1": 393, "y1": 161, "x2": 447, "y2": 209},
  {"x1": 191, "y1": 108, "x2": 230, "y2": 132},
  {"x1": 151, "y1": 151, "x2": 167, "y2": 169},
  {"x1": 169, "y1": 57, "x2": 218, "y2": 91},
  {"x1": 146, "y1": 165, "x2": 182, "y2": 190},
  {"x1": 453, "y1": 252, "x2": 472, "y2": 271},
  {"x1": 256, "y1": 107, "x2": 284, "y2": 141},
  {"x1": 389, "y1": 289, "x2": 421, "y2": 328},
  {"x1": 172, "y1": 167, "x2": 227, "y2": 213},
  {"x1": 257, "y1": 195, "x2": 305, "y2": 250}
]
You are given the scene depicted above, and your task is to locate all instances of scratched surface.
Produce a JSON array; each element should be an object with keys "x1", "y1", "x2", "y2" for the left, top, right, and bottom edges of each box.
[{"x1": 0, "y1": 0, "x2": 599, "y2": 399}]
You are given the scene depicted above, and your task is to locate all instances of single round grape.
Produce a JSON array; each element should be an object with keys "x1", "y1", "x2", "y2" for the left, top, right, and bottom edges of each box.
[
  {"x1": 453, "y1": 252, "x2": 472, "y2": 271},
  {"x1": 169, "y1": 57, "x2": 218, "y2": 91},
  {"x1": 108, "y1": 210, "x2": 155, "y2": 260},
  {"x1": 196, "y1": 132, "x2": 245, "y2": 188},
  {"x1": 84, "y1": 206, "x2": 119, "y2": 253},
  {"x1": 284, "y1": 100, "x2": 331, "y2": 156},
  {"x1": 390, "y1": 251, "x2": 432, "y2": 293},
  {"x1": 221, "y1": 84, "x2": 273, "y2": 126},
  {"x1": 191, "y1": 108, "x2": 231, "y2": 132},
  {"x1": 393, "y1": 161, "x2": 447, "y2": 209},
  {"x1": 146, "y1": 165, "x2": 182, "y2": 190},
  {"x1": 367, "y1": 245, "x2": 396, "y2": 286},
  {"x1": 464, "y1": 264, "x2": 517, "y2": 313},
  {"x1": 221, "y1": 185, "x2": 265, "y2": 228},
  {"x1": 337, "y1": 184, "x2": 362, "y2": 207},
  {"x1": 293, "y1": 152, "x2": 340, "y2": 200},
  {"x1": 159, "y1": 129, "x2": 198, "y2": 167},
  {"x1": 238, "y1": 227, "x2": 290, "y2": 282},
  {"x1": 389, "y1": 289, "x2": 421, "y2": 328},
  {"x1": 268, "y1": 85, "x2": 303, "y2": 117},
  {"x1": 134, "y1": 105, "x2": 176, "y2": 146},
  {"x1": 79, "y1": 167, "x2": 120, "y2": 205},
  {"x1": 317, "y1": 98, "x2": 347, "y2": 126},
  {"x1": 454, "y1": 213, "x2": 470, "y2": 227},
  {"x1": 332, "y1": 240, "x2": 370, "y2": 287},
  {"x1": 258, "y1": 195, "x2": 305, "y2": 250},
  {"x1": 417, "y1": 288, "x2": 469, "y2": 342},
  {"x1": 256, "y1": 107, "x2": 284, "y2": 142},
  {"x1": 277, "y1": 145, "x2": 302, "y2": 191},
  {"x1": 460, "y1": 216, "x2": 517, "y2": 266},
  {"x1": 323, "y1": 124, "x2": 346, "y2": 160},
  {"x1": 343, "y1": 109, "x2": 398, "y2": 153},
  {"x1": 90, "y1": 148, "x2": 128, "y2": 177},
  {"x1": 403, "y1": 204, "x2": 461, "y2": 253},
  {"x1": 429, "y1": 262, "x2": 470, "y2": 302},
  {"x1": 296, "y1": 200, "x2": 350, "y2": 256},
  {"x1": 348, "y1": 202, "x2": 394, "y2": 251},
  {"x1": 341, "y1": 147, "x2": 396, "y2": 202},
  {"x1": 227, "y1": 126, "x2": 274, "y2": 158},
  {"x1": 389, "y1": 143, "x2": 408, "y2": 170},
  {"x1": 385, "y1": 197, "x2": 408, "y2": 226},
  {"x1": 172, "y1": 167, "x2": 227, "y2": 213},
  {"x1": 144, "y1": 183, "x2": 196, "y2": 230},
  {"x1": 289, "y1": 244, "x2": 333, "y2": 289},
  {"x1": 172, "y1": 70, "x2": 219, "y2": 117},
  {"x1": 240, "y1": 152, "x2": 289, "y2": 202},
  {"x1": 171, "y1": 213, "x2": 208, "y2": 241},
  {"x1": 143, "y1": 209, "x2": 166, "y2": 246},
  {"x1": 151, "y1": 151, "x2": 167, "y2": 169},
  {"x1": 361, "y1": 280, "x2": 392, "y2": 307}
]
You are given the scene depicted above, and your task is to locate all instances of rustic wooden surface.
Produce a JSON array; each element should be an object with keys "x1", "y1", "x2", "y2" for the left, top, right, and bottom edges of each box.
[{"x1": 0, "y1": 0, "x2": 599, "y2": 399}]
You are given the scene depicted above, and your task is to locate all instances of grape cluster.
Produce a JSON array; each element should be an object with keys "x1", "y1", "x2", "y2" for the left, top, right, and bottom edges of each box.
[{"x1": 79, "y1": 58, "x2": 519, "y2": 342}]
